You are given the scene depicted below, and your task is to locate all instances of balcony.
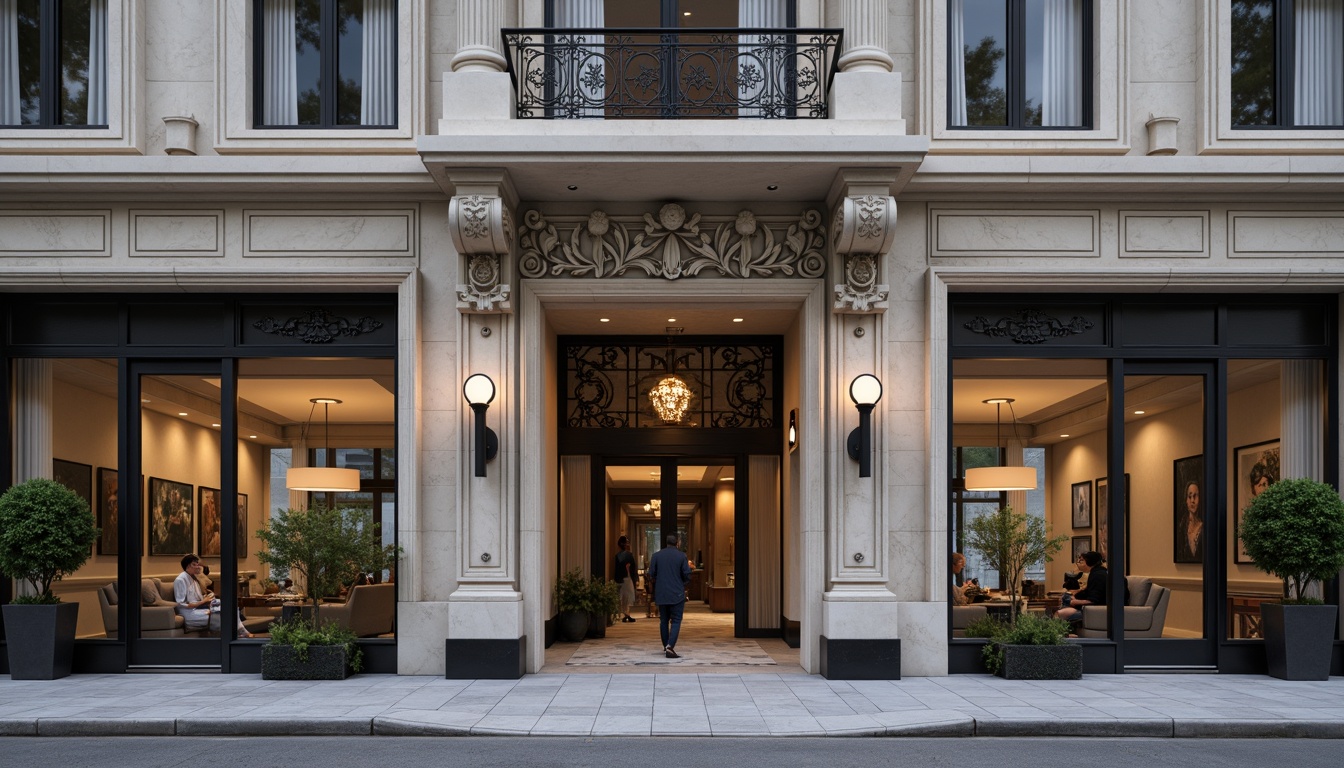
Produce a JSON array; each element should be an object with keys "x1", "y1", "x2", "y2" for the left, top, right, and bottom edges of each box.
[{"x1": 501, "y1": 28, "x2": 843, "y2": 120}]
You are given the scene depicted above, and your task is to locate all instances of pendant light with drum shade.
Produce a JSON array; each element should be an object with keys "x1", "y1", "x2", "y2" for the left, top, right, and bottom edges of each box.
[
  {"x1": 963, "y1": 397, "x2": 1038, "y2": 492},
  {"x1": 285, "y1": 398, "x2": 362, "y2": 493}
]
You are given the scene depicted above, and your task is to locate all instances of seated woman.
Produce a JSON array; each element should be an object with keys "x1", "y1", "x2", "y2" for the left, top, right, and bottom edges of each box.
[{"x1": 1054, "y1": 551, "x2": 1107, "y2": 629}]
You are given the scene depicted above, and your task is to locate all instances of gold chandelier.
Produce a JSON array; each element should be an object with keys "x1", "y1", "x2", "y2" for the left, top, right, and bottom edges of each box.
[{"x1": 649, "y1": 375, "x2": 693, "y2": 423}]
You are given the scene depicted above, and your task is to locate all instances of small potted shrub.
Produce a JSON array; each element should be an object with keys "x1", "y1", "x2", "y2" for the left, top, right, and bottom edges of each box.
[
  {"x1": 964, "y1": 504, "x2": 1068, "y2": 628},
  {"x1": 586, "y1": 577, "x2": 621, "y2": 638},
  {"x1": 1239, "y1": 477, "x2": 1344, "y2": 680},
  {"x1": 0, "y1": 478, "x2": 99, "y2": 680},
  {"x1": 979, "y1": 613, "x2": 1079, "y2": 679},
  {"x1": 552, "y1": 568, "x2": 590, "y2": 642}
]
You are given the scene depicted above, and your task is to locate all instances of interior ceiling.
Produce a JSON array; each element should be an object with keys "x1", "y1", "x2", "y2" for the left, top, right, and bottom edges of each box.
[
  {"x1": 545, "y1": 304, "x2": 798, "y2": 335},
  {"x1": 606, "y1": 465, "x2": 732, "y2": 488}
]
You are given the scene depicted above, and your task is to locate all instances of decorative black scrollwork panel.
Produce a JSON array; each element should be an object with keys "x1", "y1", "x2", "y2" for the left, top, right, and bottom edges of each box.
[{"x1": 562, "y1": 338, "x2": 779, "y2": 430}]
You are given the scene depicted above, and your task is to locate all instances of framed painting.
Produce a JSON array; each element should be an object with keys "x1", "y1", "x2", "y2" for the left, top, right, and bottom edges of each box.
[
  {"x1": 1071, "y1": 535, "x2": 1091, "y2": 563},
  {"x1": 53, "y1": 459, "x2": 93, "y2": 509},
  {"x1": 1233, "y1": 440, "x2": 1280, "y2": 565},
  {"x1": 97, "y1": 467, "x2": 119, "y2": 556},
  {"x1": 198, "y1": 486, "x2": 222, "y2": 558},
  {"x1": 1173, "y1": 454, "x2": 1205, "y2": 564},
  {"x1": 236, "y1": 493, "x2": 249, "y2": 558},
  {"x1": 1094, "y1": 474, "x2": 1130, "y2": 568},
  {"x1": 1071, "y1": 480, "x2": 1092, "y2": 529},
  {"x1": 148, "y1": 477, "x2": 194, "y2": 556}
]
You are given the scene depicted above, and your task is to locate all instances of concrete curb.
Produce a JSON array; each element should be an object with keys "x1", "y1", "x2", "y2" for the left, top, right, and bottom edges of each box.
[
  {"x1": 175, "y1": 718, "x2": 374, "y2": 736},
  {"x1": 36, "y1": 718, "x2": 175, "y2": 737},
  {"x1": 1172, "y1": 720, "x2": 1344, "y2": 739},
  {"x1": 0, "y1": 719, "x2": 37, "y2": 736},
  {"x1": 974, "y1": 718, "x2": 1173, "y2": 738}
]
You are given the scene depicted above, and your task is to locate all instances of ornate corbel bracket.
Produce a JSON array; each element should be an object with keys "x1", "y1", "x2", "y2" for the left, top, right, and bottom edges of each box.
[
  {"x1": 831, "y1": 195, "x2": 896, "y2": 314},
  {"x1": 451, "y1": 194, "x2": 514, "y2": 313}
]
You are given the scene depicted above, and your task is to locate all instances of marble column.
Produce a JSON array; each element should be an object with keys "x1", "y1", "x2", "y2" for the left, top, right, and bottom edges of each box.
[
  {"x1": 451, "y1": 0, "x2": 507, "y2": 73},
  {"x1": 837, "y1": 0, "x2": 894, "y2": 73}
]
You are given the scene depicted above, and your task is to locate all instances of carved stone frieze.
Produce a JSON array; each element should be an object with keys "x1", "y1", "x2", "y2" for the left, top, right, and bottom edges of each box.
[
  {"x1": 833, "y1": 253, "x2": 889, "y2": 313},
  {"x1": 831, "y1": 195, "x2": 896, "y2": 314},
  {"x1": 451, "y1": 194, "x2": 514, "y2": 313},
  {"x1": 963, "y1": 309, "x2": 1095, "y2": 344},
  {"x1": 517, "y1": 204, "x2": 827, "y2": 280},
  {"x1": 252, "y1": 309, "x2": 384, "y2": 343}
]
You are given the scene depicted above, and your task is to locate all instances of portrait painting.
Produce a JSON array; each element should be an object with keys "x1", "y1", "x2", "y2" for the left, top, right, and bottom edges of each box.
[
  {"x1": 53, "y1": 459, "x2": 93, "y2": 510},
  {"x1": 1071, "y1": 480, "x2": 1092, "y2": 529},
  {"x1": 1173, "y1": 455, "x2": 1205, "y2": 564},
  {"x1": 198, "y1": 486, "x2": 222, "y2": 558},
  {"x1": 236, "y1": 493, "x2": 249, "y2": 558},
  {"x1": 1071, "y1": 535, "x2": 1091, "y2": 563},
  {"x1": 148, "y1": 477, "x2": 194, "y2": 556},
  {"x1": 1094, "y1": 474, "x2": 1130, "y2": 567},
  {"x1": 1234, "y1": 440, "x2": 1280, "y2": 565},
  {"x1": 97, "y1": 467, "x2": 119, "y2": 556}
]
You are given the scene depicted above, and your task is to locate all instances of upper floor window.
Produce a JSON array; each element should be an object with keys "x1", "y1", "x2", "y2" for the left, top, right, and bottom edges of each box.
[
  {"x1": 1232, "y1": 0, "x2": 1343, "y2": 128},
  {"x1": 253, "y1": 0, "x2": 396, "y2": 128},
  {"x1": 0, "y1": 0, "x2": 107, "y2": 127},
  {"x1": 551, "y1": 0, "x2": 791, "y2": 29},
  {"x1": 947, "y1": 0, "x2": 1092, "y2": 129}
]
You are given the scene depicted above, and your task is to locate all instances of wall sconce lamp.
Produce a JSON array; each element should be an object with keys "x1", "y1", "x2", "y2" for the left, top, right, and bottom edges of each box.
[
  {"x1": 845, "y1": 374, "x2": 883, "y2": 477},
  {"x1": 788, "y1": 408, "x2": 798, "y2": 453},
  {"x1": 463, "y1": 373, "x2": 499, "y2": 477}
]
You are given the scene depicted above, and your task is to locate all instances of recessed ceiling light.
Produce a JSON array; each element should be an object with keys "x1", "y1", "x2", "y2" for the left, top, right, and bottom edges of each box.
[
  {"x1": 721, "y1": 476, "x2": 734, "y2": 482},
  {"x1": 683, "y1": 10, "x2": 691, "y2": 15},
  {"x1": 767, "y1": 184, "x2": 778, "y2": 191},
  {"x1": 212, "y1": 423, "x2": 221, "y2": 428},
  {"x1": 667, "y1": 317, "x2": 676, "y2": 322},
  {"x1": 1133, "y1": 410, "x2": 1145, "y2": 415},
  {"x1": 1059, "y1": 434, "x2": 1070, "y2": 438},
  {"x1": 599, "y1": 318, "x2": 610, "y2": 323},
  {"x1": 178, "y1": 412, "x2": 188, "y2": 416},
  {"x1": 732, "y1": 318, "x2": 744, "y2": 323},
  {"x1": 567, "y1": 184, "x2": 578, "y2": 191},
  {"x1": 249, "y1": 435, "x2": 257, "y2": 439},
  {"x1": 141, "y1": 399, "x2": 150, "y2": 403}
]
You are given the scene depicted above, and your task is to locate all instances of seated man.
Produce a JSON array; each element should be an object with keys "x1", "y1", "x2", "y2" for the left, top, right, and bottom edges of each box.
[{"x1": 174, "y1": 553, "x2": 250, "y2": 637}]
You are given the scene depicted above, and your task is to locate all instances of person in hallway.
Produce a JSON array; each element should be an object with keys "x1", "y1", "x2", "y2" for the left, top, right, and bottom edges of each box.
[
  {"x1": 646, "y1": 533, "x2": 691, "y2": 658},
  {"x1": 174, "y1": 553, "x2": 251, "y2": 637},
  {"x1": 614, "y1": 535, "x2": 637, "y2": 623}
]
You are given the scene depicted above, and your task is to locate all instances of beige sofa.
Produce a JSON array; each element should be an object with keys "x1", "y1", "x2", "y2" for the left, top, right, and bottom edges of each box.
[
  {"x1": 318, "y1": 583, "x2": 395, "y2": 637},
  {"x1": 98, "y1": 579, "x2": 194, "y2": 638},
  {"x1": 1078, "y1": 575, "x2": 1171, "y2": 638},
  {"x1": 951, "y1": 605, "x2": 987, "y2": 637}
]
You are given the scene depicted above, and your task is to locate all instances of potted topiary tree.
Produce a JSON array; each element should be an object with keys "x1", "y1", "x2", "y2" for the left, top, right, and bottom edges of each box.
[
  {"x1": 964, "y1": 504, "x2": 1076, "y2": 678},
  {"x1": 1239, "y1": 477, "x2": 1344, "y2": 680},
  {"x1": 254, "y1": 502, "x2": 400, "y2": 680},
  {"x1": 0, "y1": 478, "x2": 99, "y2": 680},
  {"x1": 552, "y1": 568, "x2": 590, "y2": 642}
]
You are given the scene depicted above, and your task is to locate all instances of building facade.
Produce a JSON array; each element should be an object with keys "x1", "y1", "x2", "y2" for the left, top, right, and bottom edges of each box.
[{"x1": 1, "y1": 0, "x2": 1342, "y2": 679}]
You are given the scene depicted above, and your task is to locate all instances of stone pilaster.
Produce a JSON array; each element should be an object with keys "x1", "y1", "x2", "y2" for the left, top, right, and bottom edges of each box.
[{"x1": 451, "y1": 0, "x2": 508, "y2": 73}]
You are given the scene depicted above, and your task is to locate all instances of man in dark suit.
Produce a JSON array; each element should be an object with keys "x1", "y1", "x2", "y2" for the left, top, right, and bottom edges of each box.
[{"x1": 646, "y1": 533, "x2": 692, "y2": 658}]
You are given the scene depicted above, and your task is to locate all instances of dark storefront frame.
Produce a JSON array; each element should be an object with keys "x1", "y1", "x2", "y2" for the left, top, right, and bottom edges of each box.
[
  {"x1": 947, "y1": 293, "x2": 1341, "y2": 674},
  {"x1": 0, "y1": 294, "x2": 399, "y2": 674}
]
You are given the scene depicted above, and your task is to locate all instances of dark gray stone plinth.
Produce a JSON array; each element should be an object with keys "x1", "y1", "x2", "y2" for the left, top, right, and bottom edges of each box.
[
  {"x1": 819, "y1": 636, "x2": 900, "y2": 680},
  {"x1": 445, "y1": 637, "x2": 526, "y2": 679}
]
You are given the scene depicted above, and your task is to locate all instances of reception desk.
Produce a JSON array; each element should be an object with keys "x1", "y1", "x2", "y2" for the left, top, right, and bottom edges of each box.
[{"x1": 706, "y1": 585, "x2": 735, "y2": 613}]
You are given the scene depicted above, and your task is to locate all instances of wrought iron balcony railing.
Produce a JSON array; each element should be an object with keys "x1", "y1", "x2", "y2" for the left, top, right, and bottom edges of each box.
[{"x1": 501, "y1": 28, "x2": 843, "y2": 119}]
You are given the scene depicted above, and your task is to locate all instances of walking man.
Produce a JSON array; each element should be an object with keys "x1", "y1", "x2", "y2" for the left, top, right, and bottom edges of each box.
[
  {"x1": 614, "y1": 535, "x2": 637, "y2": 623},
  {"x1": 645, "y1": 533, "x2": 691, "y2": 658}
]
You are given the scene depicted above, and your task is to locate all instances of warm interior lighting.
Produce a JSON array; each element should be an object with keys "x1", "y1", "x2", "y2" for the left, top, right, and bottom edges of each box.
[
  {"x1": 733, "y1": 318, "x2": 744, "y2": 323},
  {"x1": 788, "y1": 408, "x2": 798, "y2": 452},
  {"x1": 286, "y1": 398, "x2": 361, "y2": 493},
  {"x1": 644, "y1": 498, "x2": 662, "y2": 517},
  {"x1": 650, "y1": 375, "x2": 693, "y2": 423},
  {"x1": 1133, "y1": 410, "x2": 1145, "y2": 415},
  {"x1": 963, "y1": 397, "x2": 1038, "y2": 492}
]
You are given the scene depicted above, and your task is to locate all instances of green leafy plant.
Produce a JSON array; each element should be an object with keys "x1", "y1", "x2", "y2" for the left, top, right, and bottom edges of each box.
[
  {"x1": 961, "y1": 614, "x2": 1008, "y2": 639},
  {"x1": 255, "y1": 502, "x2": 400, "y2": 630},
  {"x1": 979, "y1": 613, "x2": 1072, "y2": 674},
  {"x1": 1240, "y1": 477, "x2": 1344, "y2": 603},
  {"x1": 588, "y1": 577, "x2": 620, "y2": 621},
  {"x1": 268, "y1": 617, "x2": 363, "y2": 672},
  {"x1": 964, "y1": 504, "x2": 1068, "y2": 627},
  {"x1": 0, "y1": 478, "x2": 99, "y2": 604},
  {"x1": 553, "y1": 567, "x2": 590, "y2": 614}
]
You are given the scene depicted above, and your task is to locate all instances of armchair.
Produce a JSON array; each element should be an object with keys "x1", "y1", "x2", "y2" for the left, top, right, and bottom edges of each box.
[
  {"x1": 317, "y1": 583, "x2": 395, "y2": 637},
  {"x1": 951, "y1": 605, "x2": 987, "y2": 637},
  {"x1": 97, "y1": 580, "x2": 191, "y2": 638},
  {"x1": 1078, "y1": 575, "x2": 1170, "y2": 638}
]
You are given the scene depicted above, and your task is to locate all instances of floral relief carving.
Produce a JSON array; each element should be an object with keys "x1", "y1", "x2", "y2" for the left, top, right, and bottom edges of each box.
[
  {"x1": 252, "y1": 309, "x2": 384, "y2": 343},
  {"x1": 833, "y1": 254, "x2": 889, "y2": 313},
  {"x1": 451, "y1": 194, "x2": 513, "y2": 314},
  {"x1": 963, "y1": 310, "x2": 1095, "y2": 344},
  {"x1": 459, "y1": 196, "x2": 492, "y2": 241},
  {"x1": 518, "y1": 204, "x2": 826, "y2": 280}
]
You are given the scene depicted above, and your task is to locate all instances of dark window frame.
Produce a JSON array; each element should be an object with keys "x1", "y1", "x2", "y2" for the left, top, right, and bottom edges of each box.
[
  {"x1": 4, "y1": 0, "x2": 107, "y2": 129},
  {"x1": 545, "y1": 0, "x2": 797, "y2": 28},
  {"x1": 1231, "y1": 0, "x2": 1344, "y2": 130},
  {"x1": 251, "y1": 0, "x2": 400, "y2": 129},
  {"x1": 945, "y1": 0, "x2": 1095, "y2": 131}
]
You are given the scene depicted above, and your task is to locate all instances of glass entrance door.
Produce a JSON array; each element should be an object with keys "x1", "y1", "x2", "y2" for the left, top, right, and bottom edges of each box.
[
  {"x1": 1119, "y1": 363, "x2": 1218, "y2": 668},
  {"x1": 128, "y1": 361, "x2": 232, "y2": 668}
]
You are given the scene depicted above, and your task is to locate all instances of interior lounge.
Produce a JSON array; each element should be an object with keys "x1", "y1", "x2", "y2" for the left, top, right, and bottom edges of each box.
[
  {"x1": 947, "y1": 294, "x2": 1339, "y2": 674},
  {"x1": 2, "y1": 295, "x2": 399, "y2": 673}
]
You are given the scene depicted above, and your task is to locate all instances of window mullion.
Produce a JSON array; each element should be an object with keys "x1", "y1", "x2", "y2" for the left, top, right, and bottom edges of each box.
[
  {"x1": 40, "y1": 0, "x2": 58, "y2": 126},
  {"x1": 321, "y1": 0, "x2": 337, "y2": 127},
  {"x1": 1278, "y1": 0, "x2": 1294, "y2": 127},
  {"x1": 1007, "y1": 0, "x2": 1024, "y2": 128}
]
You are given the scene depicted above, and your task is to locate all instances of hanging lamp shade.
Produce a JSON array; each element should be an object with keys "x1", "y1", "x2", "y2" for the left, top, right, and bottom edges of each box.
[
  {"x1": 285, "y1": 397, "x2": 362, "y2": 493},
  {"x1": 964, "y1": 465, "x2": 1037, "y2": 492}
]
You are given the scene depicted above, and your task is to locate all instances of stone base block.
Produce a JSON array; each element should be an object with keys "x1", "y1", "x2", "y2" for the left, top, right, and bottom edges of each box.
[
  {"x1": 819, "y1": 635, "x2": 900, "y2": 680},
  {"x1": 445, "y1": 637, "x2": 526, "y2": 679}
]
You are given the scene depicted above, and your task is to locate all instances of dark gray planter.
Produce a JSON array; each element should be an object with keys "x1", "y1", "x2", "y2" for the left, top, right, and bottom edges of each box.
[
  {"x1": 995, "y1": 643, "x2": 1082, "y2": 680},
  {"x1": 1261, "y1": 603, "x2": 1339, "y2": 681},
  {"x1": 261, "y1": 644, "x2": 353, "y2": 680},
  {"x1": 556, "y1": 610, "x2": 588, "y2": 642},
  {"x1": 2, "y1": 602, "x2": 79, "y2": 680},
  {"x1": 586, "y1": 610, "x2": 608, "y2": 638}
]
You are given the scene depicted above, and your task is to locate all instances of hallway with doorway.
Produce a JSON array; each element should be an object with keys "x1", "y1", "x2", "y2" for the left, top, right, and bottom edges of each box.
[{"x1": 542, "y1": 604, "x2": 802, "y2": 673}]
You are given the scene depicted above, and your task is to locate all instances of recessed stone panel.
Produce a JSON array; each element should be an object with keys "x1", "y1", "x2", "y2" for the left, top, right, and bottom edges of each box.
[
  {"x1": 1230, "y1": 212, "x2": 1344, "y2": 256},
  {"x1": 130, "y1": 210, "x2": 224, "y2": 256},
  {"x1": 1120, "y1": 211, "x2": 1208, "y2": 257},
  {"x1": 0, "y1": 211, "x2": 110, "y2": 256},
  {"x1": 930, "y1": 209, "x2": 1099, "y2": 258},
  {"x1": 243, "y1": 210, "x2": 416, "y2": 257}
]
